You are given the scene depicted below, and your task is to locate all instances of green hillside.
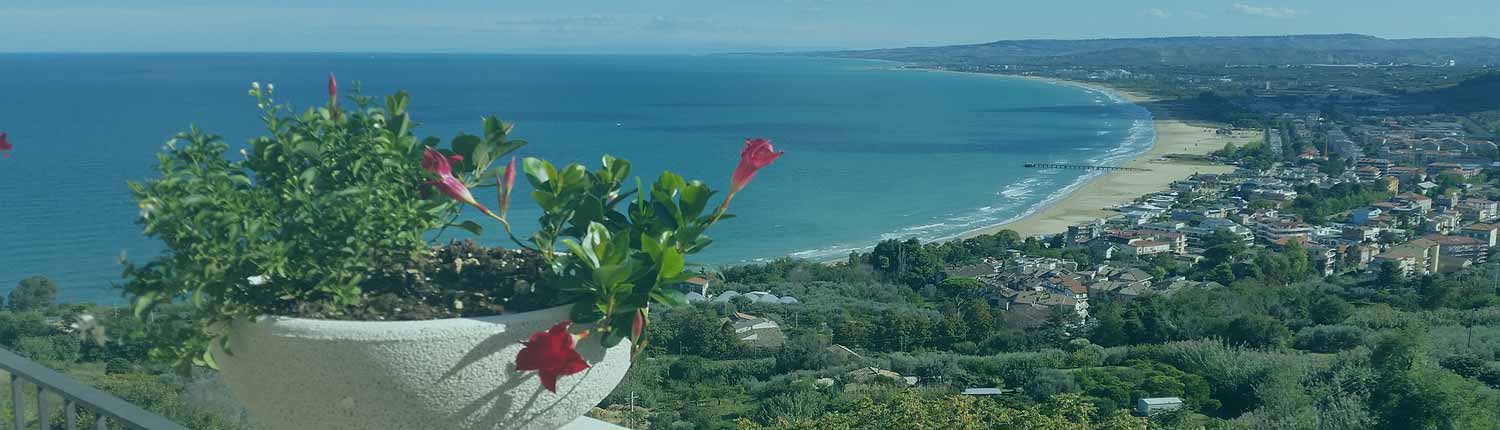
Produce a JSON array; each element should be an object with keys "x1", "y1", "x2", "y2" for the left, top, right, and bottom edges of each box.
[{"x1": 813, "y1": 34, "x2": 1500, "y2": 66}]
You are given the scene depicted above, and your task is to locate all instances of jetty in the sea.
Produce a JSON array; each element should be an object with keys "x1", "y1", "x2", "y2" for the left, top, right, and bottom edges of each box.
[{"x1": 1023, "y1": 163, "x2": 1150, "y2": 172}]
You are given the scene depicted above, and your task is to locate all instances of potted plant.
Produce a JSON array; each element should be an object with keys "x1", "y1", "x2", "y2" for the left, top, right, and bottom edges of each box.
[{"x1": 123, "y1": 76, "x2": 783, "y2": 430}]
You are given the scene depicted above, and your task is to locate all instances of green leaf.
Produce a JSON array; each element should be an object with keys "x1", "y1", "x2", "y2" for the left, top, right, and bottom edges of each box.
[
  {"x1": 562, "y1": 163, "x2": 589, "y2": 189},
  {"x1": 685, "y1": 237, "x2": 714, "y2": 254},
  {"x1": 451, "y1": 134, "x2": 481, "y2": 166},
  {"x1": 531, "y1": 190, "x2": 557, "y2": 211},
  {"x1": 497, "y1": 139, "x2": 528, "y2": 159},
  {"x1": 640, "y1": 233, "x2": 664, "y2": 262},
  {"x1": 200, "y1": 346, "x2": 219, "y2": 370},
  {"x1": 679, "y1": 181, "x2": 713, "y2": 220},
  {"x1": 563, "y1": 239, "x2": 598, "y2": 268},
  {"x1": 651, "y1": 289, "x2": 688, "y2": 307},
  {"x1": 574, "y1": 195, "x2": 607, "y2": 228},
  {"x1": 570, "y1": 300, "x2": 605, "y2": 324},
  {"x1": 483, "y1": 116, "x2": 508, "y2": 143},
  {"x1": 299, "y1": 167, "x2": 319, "y2": 186},
  {"x1": 333, "y1": 187, "x2": 364, "y2": 197},
  {"x1": 132, "y1": 293, "x2": 157, "y2": 318},
  {"x1": 600, "y1": 328, "x2": 627, "y2": 348},
  {"x1": 385, "y1": 90, "x2": 411, "y2": 115},
  {"x1": 387, "y1": 113, "x2": 411, "y2": 138},
  {"x1": 593, "y1": 264, "x2": 630, "y2": 292},
  {"x1": 456, "y1": 221, "x2": 484, "y2": 236},
  {"x1": 657, "y1": 246, "x2": 684, "y2": 283},
  {"x1": 293, "y1": 140, "x2": 321, "y2": 158},
  {"x1": 523, "y1": 157, "x2": 556, "y2": 190},
  {"x1": 584, "y1": 222, "x2": 612, "y2": 257}
]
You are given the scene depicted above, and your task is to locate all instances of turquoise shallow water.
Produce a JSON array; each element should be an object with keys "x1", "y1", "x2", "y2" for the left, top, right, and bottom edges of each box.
[{"x1": 0, "y1": 54, "x2": 1152, "y2": 303}]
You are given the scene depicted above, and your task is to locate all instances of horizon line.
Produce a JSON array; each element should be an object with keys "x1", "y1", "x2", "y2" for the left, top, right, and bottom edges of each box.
[{"x1": 6, "y1": 33, "x2": 1500, "y2": 56}]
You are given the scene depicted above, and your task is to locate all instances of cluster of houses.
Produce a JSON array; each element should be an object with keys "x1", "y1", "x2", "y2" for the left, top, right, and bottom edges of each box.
[
  {"x1": 672, "y1": 276, "x2": 799, "y2": 348},
  {"x1": 956, "y1": 149, "x2": 1497, "y2": 321},
  {"x1": 947, "y1": 256, "x2": 1222, "y2": 326}
]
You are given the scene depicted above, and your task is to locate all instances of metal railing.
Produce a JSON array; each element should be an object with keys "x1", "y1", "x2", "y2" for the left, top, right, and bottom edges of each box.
[{"x1": 0, "y1": 348, "x2": 186, "y2": 430}]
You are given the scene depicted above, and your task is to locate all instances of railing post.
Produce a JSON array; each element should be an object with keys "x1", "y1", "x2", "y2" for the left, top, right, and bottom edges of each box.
[
  {"x1": 11, "y1": 375, "x2": 23, "y2": 430},
  {"x1": 0, "y1": 349, "x2": 187, "y2": 430},
  {"x1": 65, "y1": 400, "x2": 77, "y2": 430},
  {"x1": 36, "y1": 385, "x2": 49, "y2": 430}
]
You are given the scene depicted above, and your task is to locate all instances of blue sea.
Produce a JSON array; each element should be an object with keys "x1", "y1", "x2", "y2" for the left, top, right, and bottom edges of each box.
[{"x1": 0, "y1": 54, "x2": 1153, "y2": 303}]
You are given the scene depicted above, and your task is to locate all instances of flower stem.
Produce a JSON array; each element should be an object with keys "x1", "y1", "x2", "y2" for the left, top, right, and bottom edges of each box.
[{"x1": 707, "y1": 192, "x2": 737, "y2": 226}]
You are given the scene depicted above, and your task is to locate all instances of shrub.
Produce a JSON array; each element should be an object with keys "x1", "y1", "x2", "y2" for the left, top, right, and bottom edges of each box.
[
  {"x1": 123, "y1": 80, "x2": 776, "y2": 369},
  {"x1": 124, "y1": 87, "x2": 476, "y2": 368},
  {"x1": 1222, "y1": 314, "x2": 1292, "y2": 349},
  {"x1": 0, "y1": 311, "x2": 52, "y2": 347},
  {"x1": 8, "y1": 276, "x2": 58, "y2": 311},
  {"x1": 1293, "y1": 325, "x2": 1369, "y2": 353},
  {"x1": 15, "y1": 335, "x2": 80, "y2": 363}
]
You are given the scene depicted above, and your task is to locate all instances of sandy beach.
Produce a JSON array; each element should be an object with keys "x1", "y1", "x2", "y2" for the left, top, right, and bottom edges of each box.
[{"x1": 945, "y1": 74, "x2": 1255, "y2": 240}]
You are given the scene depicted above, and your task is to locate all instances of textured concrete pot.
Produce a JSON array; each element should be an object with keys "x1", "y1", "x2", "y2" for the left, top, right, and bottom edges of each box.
[{"x1": 213, "y1": 305, "x2": 631, "y2": 430}]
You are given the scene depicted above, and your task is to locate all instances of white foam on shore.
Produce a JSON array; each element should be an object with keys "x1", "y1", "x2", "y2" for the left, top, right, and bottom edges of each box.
[{"x1": 775, "y1": 72, "x2": 1158, "y2": 263}]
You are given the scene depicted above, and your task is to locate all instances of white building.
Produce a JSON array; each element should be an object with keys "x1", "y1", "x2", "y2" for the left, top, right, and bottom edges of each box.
[{"x1": 1136, "y1": 397, "x2": 1184, "y2": 416}]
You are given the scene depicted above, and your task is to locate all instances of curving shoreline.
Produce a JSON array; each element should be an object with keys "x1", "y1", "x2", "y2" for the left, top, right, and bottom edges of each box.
[
  {"x1": 948, "y1": 74, "x2": 1252, "y2": 240},
  {"x1": 854, "y1": 70, "x2": 1258, "y2": 251},
  {"x1": 815, "y1": 70, "x2": 1256, "y2": 263}
]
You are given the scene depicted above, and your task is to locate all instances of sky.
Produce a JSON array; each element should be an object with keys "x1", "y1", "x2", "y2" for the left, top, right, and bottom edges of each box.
[{"x1": 1, "y1": 0, "x2": 1498, "y2": 53}]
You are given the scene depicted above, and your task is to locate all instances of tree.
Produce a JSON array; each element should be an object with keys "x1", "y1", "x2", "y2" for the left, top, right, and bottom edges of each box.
[
  {"x1": 868, "y1": 239, "x2": 944, "y2": 288},
  {"x1": 1310, "y1": 295, "x2": 1353, "y2": 325},
  {"x1": 1200, "y1": 230, "x2": 1248, "y2": 274},
  {"x1": 1369, "y1": 331, "x2": 1500, "y2": 429},
  {"x1": 1376, "y1": 260, "x2": 1407, "y2": 287},
  {"x1": 8, "y1": 276, "x2": 58, "y2": 311},
  {"x1": 651, "y1": 308, "x2": 738, "y2": 358},
  {"x1": 775, "y1": 333, "x2": 832, "y2": 373},
  {"x1": 937, "y1": 313, "x2": 969, "y2": 348},
  {"x1": 1282, "y1": 239, "x2": 1311, "y2": 281},
  {"x1": 963, "y1": 301, "x2": 996, "y2": 341},
  {"x1": 1222, "y1": 314, "x2": 1290, "y2": 349},
  {"x1": 1207, "y1": 263, "x2": 1237, "y2": 285},
  {"x1": 938, "y1": 277, "x2": 984, "y2": 298},
  {"x1": 0, "y1": 309, "x2": 51, "y2": 348},
  {"x1": 1292, "y1": 325, "x2": 1368, "y2": 353}
]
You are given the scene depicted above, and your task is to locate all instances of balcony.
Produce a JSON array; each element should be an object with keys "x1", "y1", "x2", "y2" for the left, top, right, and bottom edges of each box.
[{"x1": 0, "y1": 347, "x2": 628, "y2": 430}]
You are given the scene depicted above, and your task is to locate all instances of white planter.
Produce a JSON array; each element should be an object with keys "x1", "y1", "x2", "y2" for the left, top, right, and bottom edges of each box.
[{"x1": 213, "y1": 305, "x2": 631, "y2": 430}]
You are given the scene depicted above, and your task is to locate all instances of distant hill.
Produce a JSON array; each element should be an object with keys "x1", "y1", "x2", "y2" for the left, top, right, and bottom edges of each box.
[
  {"x1": 811, "y1": 34, "x2": 1500, "y2": 67},
  {"x1": 1416, "y1": 72, "x2": 1500, "y2": 113}
]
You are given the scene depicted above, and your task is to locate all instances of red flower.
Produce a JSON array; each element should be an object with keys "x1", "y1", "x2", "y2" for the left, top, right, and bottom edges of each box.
[
  {"x1": 497, "y1": 156, "x2": 517, "y2": 219},
  {"x1": 327, "y1": 73, "x2": 340, "y2": 119},
  {"x1": 730, "y1": 138, "x2": 783, "y2": 194},
  {"x1": 422, "y1": 147, "x2": 497, "y2": 217},
  {"x1": 516, "y1": 321, "x2": 590, "y2": 393},
  {"x1": 631, "y1": 309, "x2": 646, "y2": 344},
  {"x1": 0, "y1": 132, "x2": 10, "y2": 157},
  {"x1": 710, "y1": 138, "x2": 783, "y2": 224},
  {"x1": 328, "y1": 72, "x2": 338, "y2": 101},
  {"x1": 422, "y1": 147, "x2": 454, "y2": 176}
]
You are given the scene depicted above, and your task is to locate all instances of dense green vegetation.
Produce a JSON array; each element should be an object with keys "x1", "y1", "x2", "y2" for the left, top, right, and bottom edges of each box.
[
  {"x1": 0, "y1": 277, "x2": 245, "y2": 429},
  {"x1": 1417, "y1": 72, "x2": 1500, "y2": 114},
  {"x1": 1284, "y1": 182, "x2": 1395, "y2": 225},
  {"x1": 591, "y1": 232, "x2": 1500, "y2": 430}
]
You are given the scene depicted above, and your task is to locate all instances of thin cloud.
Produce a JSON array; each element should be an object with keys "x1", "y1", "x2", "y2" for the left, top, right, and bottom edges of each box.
[
  {"x1": 1231, "y1": 3, "x2": 1302, "y2": 18},
  {"x1": 1145, "y1": 8, "x2": 1170, "y2": 18}
]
